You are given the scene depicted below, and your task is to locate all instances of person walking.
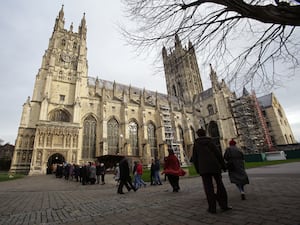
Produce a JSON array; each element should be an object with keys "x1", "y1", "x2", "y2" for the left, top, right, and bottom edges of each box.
[
  {"x1": 192, "y1": 128, "x2": 231, "y2": 214},
  {"x1": 224, "y1": 139, "x2": 249, "y2": 200},
  {"x1": 162, "y1": 149, "x2": 185, "y2": 192},
  {"x1": 134, "y1": 161, "x2": 147, "y2": 189},
  {"x1": 114, "y1": 163, "x2": 120, "y2": 186},
  {"x1": 150, "y1": 159, "x2": 155, "y2": 185},
  {"x1": 99, "y1": 163, "x2": 106, "y2": 185},
  {"x1": 89, "y1": 162, "x2": 96, "y2": 185},
  {"x1": 118, "y1": 157, "x2": 136, "y2": 194},
  {"x1": 154, "y1": 157, "x2": 162, "y2": 185},
  {"x1": 96, "y1": 162, "x2": 101, "y2": 184}
]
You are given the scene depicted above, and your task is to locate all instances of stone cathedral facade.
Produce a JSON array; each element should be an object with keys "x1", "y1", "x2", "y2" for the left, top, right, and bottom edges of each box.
[{"x1": 10, "y1": 7, "x2": 295, "y2": 174}]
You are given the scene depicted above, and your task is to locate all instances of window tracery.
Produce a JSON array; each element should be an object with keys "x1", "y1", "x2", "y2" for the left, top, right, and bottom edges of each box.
[
  {"x1": 107, "y1": 118, "x2": 119, "y2": 155},
  {"x1": 82, "y1": 115, "x2": 96, "y2": 159},
  {"x1": 129, "y1": 121, "x2": 139, "y2": 156},
  {"x1": 147, "y1": 122, "x2": 157, "y2": 157}
]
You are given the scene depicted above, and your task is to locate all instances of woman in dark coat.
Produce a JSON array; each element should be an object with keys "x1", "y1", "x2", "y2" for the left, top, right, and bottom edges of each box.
[
  {"x1": 192, "y1": 128, "x2": 231, "y2": 214},
  {"x1": 224, "y1": 139, "x2": 249, "y2": 200}
]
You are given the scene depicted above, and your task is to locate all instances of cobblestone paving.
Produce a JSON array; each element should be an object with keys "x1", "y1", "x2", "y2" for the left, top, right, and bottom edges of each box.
[{"x1": 0, "y1": 163, "x2": 300, "y2": 225}]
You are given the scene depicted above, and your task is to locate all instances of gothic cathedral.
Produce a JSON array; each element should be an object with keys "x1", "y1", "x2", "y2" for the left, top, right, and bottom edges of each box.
[{"x1": 10, "y1": 7, "x2": 296, "y2": 174}]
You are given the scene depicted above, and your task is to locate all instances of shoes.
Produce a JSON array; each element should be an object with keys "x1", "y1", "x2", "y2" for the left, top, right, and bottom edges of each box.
[
  {"x1": 241, "y1": 193, "x2": 246, "y2": 200},
  {"x1": 133, "y1": 188, "x2": 137, "y2": 192},
  {"x1": 118, "y1": 192, "x2": 125, "y2": 194},
  {"x1": 221, "y1": 206, "x2": 233, "y2": 212},
  {"x1": 207, "y1": 209, "x2": 217, "y2": 214}
]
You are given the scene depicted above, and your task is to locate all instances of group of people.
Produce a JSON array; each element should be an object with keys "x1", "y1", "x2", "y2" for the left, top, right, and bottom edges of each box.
[
  {"x1": 115, "y1": 152, "x2": 186, "y2": 194},
  {"x1": 192, "y1": 128, "x2": 249, "y2": 214},
  {"x1": 54, "y1": 161, "x2": 106, "y2": 185},
  {"x1": 53, "y1": 127, "x2": 249, "y2": 215}
]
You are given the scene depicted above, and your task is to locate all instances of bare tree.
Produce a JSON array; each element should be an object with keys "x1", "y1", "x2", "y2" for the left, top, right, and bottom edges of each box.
[{"x1": 121, "y1": 0, "x2": 300, "y2": 92}]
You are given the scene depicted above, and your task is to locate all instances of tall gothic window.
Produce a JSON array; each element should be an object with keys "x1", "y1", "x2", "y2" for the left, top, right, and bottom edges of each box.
[
  {"x1": 129, "y1": 121, "x2": 139, "y2": 156},
  {"x1": 178, "y1": 126, "x2": 185, "y2": 151},
  {"x1": 190, "y1": 126, "x2": 196, "y2": 143},
  {"x1": 107, "y1": 118, "x2": 119, "y2": 155},
  {"x1": 207, "y1": 104, "x2": 214, "y2": 115},
  {"x1": 178, "y1": 82, "x2": 184, "y2": 98},
  {"x1": 49, "y1": 109, "x2": 70, "y2": 122},
  {"x1": 147, "y1": 122, "x2": 157, "y2": 157},
  {"x1": 82, "y1": 115, "x2": 96, "y2": 159},
  {"x1": 172, "y1": 85, "x2": 177, "y2": 97}
]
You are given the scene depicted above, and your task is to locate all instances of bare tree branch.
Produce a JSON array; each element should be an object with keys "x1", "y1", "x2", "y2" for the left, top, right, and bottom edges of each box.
[{"x1": 121, "y1": 0, "x2": 300, "y2": 91}]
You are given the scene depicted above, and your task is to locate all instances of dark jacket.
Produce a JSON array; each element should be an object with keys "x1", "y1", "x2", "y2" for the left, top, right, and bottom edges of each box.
[
  {"x1": 224, "y1": 146, "x2": 249, "y2": 185},
  {"x1": 119, "y1": 158, "x2": 130, "y2": 181},
  {"x1": 192, "y1": 136, "x2": 226, "y2": 175}
]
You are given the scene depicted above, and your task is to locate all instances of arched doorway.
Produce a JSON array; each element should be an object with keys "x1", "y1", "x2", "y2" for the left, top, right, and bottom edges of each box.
[{"x1": 47, "y1": 153, "x2": 65, "y2": 174}]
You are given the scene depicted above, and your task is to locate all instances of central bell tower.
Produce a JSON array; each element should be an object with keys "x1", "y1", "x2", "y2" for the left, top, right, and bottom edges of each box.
[{"x1": 162, "y1": 35, "x2": 204, "y2": 105}]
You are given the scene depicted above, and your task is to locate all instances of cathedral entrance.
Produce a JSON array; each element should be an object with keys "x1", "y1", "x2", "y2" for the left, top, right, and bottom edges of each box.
[{"x1": 47, "y1": 153, "x2": 65, "y2": 174}]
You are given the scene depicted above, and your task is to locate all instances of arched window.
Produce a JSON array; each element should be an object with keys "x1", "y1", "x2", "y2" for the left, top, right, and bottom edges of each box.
[
  {"x1": 147, "y1": 122, "x2": 157, "y2": 157},
  {"x1": 129, "y1": 121, "x2": 139, "y2": 156},
  {"x1": 107, "y1": 118, "x2": 119, "y2": 155},
  {"x1": 190, "y1": 126, "x2": 196, "y2": 143},
  {"x1": 172, "y1": 85, "x2": 177, "y2": 97},
  {"x1": 61, "y1": 39, "x2": 66, "y2": 46},
  {"x1": 278, "y1": 109, "x2": 283, "y2": 118},
  {"x1": 82, "y1": 115, "x2": 96, "y2": 159},
  {"x1": 178, "y1": 126, "x2": 185, "y2": 150},
  {"x1": 73, "y1": 42, "x2": 77, "y2": 49},
  {"x1": 208, "y1": 121, "x2": 221, "y2": 150},
  {"x1": 178, "y1": 82, "x2": 184, "y2": 98},
  {"x1": 207, "y1": 104, "x2": 214, "y2": 115},
  {"x1": 49, "y1": 109, "x2": 70, "y2": 122}
]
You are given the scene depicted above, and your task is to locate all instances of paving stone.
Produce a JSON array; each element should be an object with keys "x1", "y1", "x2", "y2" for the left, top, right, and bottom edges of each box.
[{"x1": 0, "y1": 163, "x2": 300, "y2": 225}]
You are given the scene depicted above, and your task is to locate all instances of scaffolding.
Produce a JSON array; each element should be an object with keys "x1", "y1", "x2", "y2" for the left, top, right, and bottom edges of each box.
[
  {"x1": 230, "y1": 94, "x2": 268, "y2": 153},
  {"x1": 251, "y1": 91, "x2": 274, "y2": 151},
  {"x1": 160, "y1": 105, "x2": 183, "y2": 162}
]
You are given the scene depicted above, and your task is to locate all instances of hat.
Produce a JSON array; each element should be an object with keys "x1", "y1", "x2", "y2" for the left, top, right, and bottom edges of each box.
[{"x1": 229, "y1": 139, "x2": 236, "y2": 146}]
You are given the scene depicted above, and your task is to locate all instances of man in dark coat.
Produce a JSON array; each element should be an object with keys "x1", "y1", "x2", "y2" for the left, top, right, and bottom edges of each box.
[
  {"x1": 117, "y1": 157, "x2": 136, "y2": 194},
  {"x1": 192, "y1": 128, "x2": 232, "y2": 214}
]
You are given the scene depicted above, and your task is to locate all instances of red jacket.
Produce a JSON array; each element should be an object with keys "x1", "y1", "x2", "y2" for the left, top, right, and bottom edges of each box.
[
  {"x1": 163, "y1": 154, "x2": 186, "y2": 176},
  {"x1": 136, "y1": 163, "x2": 143, "y2": 175}
]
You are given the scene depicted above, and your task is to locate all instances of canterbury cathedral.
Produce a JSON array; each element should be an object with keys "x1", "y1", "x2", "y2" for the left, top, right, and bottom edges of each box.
[{"x1": 10, "y1": 6, "x2": 296, "y2": 174}]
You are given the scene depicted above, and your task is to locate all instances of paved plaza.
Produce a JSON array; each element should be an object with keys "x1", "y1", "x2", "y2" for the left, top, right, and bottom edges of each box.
[{"x1": 0, "y1": 163, "x2": 300, "y2": 225}]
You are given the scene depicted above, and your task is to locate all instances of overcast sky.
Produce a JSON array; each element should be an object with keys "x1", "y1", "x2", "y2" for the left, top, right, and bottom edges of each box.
[{"x1": 0, "y1": 1, "x2": 299, "y2": 145}]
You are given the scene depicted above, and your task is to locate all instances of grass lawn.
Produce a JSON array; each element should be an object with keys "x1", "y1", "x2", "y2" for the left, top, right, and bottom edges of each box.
[
  {"x1": 188, "y1": 158, "x2": 300, "y2": 176},
  {"x1": 0, "y1": 173, "x2": 25, "y2": 182},
  {"x1": 244, "y1": 158, "x2": 300, "y2": 169}
]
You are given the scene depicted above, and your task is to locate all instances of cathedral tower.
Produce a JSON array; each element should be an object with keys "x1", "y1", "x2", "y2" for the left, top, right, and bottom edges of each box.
[
  {"x1": 10, "y1": 6, "x2": 89, "y2": 174},
  {"x1": 162, "y1": 35, "x2": 204, "y2": 105}
]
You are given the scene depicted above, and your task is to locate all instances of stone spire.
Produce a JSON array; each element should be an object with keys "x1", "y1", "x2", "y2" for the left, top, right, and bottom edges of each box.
[
  {"x1": 54, "y1": 5, "x2": 65, "y2": 31},
  {"x1": 79, "y1": 13, "x2": 87, "y2": 39}
]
